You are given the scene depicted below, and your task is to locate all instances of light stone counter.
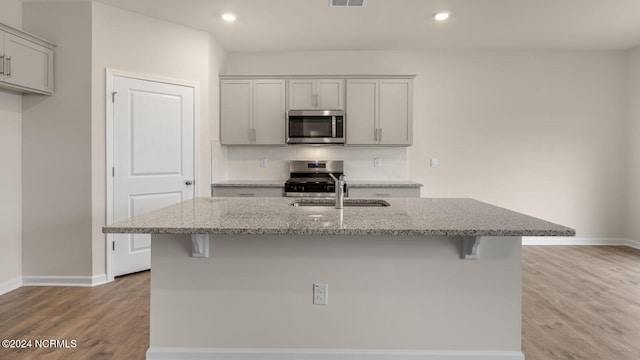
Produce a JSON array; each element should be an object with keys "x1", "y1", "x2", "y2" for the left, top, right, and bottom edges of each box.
[
  {"x1": 348, "y1": 180, "x2": 423, "y2": 188},
  {"x1": 210, "y1": 180, "x2": 423, "y2": 188},
  {"x1": 103, "y1": 197, "x2": 573, "y2": 237},
  {"x1": 210, "y1": 180, "x2": 285, "y2": 188}
]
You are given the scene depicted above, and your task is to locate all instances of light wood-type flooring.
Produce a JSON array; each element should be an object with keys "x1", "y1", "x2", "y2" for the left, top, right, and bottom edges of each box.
[
  {"x1": 0, "y1": 270, "x2": 149, "y2": 360},
  {"x1": 522, "y1": 246, "x2": 640, "y2": 359},
  {"x1": 0, "y1": 246, "x2": 639, "y2": 359}
]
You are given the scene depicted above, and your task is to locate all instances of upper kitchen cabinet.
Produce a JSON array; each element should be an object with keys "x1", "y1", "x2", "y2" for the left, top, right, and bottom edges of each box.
[
  {"x1": 288, "y1": 79, "x2": 344, "y2": 110},
  {"x1": 346, "y1": 78, "x2": 413, "y2": 146},
  {"x1": 0, "y1": 23, "x2": 54, "y2": 95},
  {"x1": 220, "y1": 79, "x2": 286, "y2": 145}
]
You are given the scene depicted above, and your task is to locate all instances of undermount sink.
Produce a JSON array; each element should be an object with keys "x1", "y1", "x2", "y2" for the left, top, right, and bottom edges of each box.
[{"x1": 290, "y1": 199, "x2": 391, "y2": 207}]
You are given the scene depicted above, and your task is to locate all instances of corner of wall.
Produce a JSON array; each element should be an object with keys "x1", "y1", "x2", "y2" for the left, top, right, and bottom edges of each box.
[
  {"x1": 0, "y1": 0, "x2": 23, "y2": 294},
  {"x1": 626, "y1": 46, "x2": 640, "y2": 242}
]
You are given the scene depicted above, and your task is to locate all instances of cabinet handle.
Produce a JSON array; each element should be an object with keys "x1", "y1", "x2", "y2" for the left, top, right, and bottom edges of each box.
[
  {"x1": 6, "y1": 57, "x2": 10, "y2": 77},
  {"x1": 239, "y1": 193, "x2": 255, "y2": 197},
  {"x1": 253, "y1": 128, "x2": 257, "y2": 143},
  {"x1": 379, "y1": 128, "x2": 382, "y2": 142},
  {"x1": 0, "y1": 55, "x2": 4, "y2": 75},
  {"x1": 374, "y1": 128, "x2": 378, "y2": 141}
]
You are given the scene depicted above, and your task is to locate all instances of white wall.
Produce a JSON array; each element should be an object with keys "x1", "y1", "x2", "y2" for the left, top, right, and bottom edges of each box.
[
  {"x1": 91, "y1": 2, "x2": 226, "y2": 276},
  {"x1": 17, "y1": 1, "x2": 226, "y2": 280},
  {"x1": 224, "y1": 50, "x2": 628, "y2": 238},
  {"x1": 0, "y1": 0, "x2": 22, "y2": 291},
  {"x1": 627, "y1": 46, "x2": 640, "y2": 242},
  {"x1": 22, "y1": 2, "x2": 94, "y2": 277}
]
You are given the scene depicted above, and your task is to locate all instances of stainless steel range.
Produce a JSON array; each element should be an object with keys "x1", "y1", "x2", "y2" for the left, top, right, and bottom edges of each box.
[{"x1": 284, "y1": 160, "x2": 347, "y2": 197}]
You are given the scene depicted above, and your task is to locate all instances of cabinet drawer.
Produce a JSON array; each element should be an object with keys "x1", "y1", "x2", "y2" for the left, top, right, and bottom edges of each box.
[
  {"x1": 211, "y1": 186, "x2": 283, "y2": 197},
  {"x1": 348, "y1": 187, "x2": 420, "y2": 198}
]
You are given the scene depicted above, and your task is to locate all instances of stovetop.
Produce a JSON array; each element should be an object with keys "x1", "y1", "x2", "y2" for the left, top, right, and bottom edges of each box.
[
  {"x1": 286, "y1": 176, "x2": 334, "y2": 184},
  {"x1": 284, "y1": 160, "x2": 345, "y2": 196}
]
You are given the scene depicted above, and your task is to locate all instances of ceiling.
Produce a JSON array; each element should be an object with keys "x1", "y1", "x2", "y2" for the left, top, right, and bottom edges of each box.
[{"x1": 26, "y1": 0, "x2": 640, "y2": 52}]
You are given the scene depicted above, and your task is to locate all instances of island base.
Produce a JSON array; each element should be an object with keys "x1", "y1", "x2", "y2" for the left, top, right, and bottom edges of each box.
[{"x1": 147, "y1": 234, "x2": 524, "y2": 360}]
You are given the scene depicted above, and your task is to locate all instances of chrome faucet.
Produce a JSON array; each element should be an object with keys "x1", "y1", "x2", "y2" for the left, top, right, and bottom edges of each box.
[{"x1": 329, "y1": 173, "x2": 347, "y2": 209}]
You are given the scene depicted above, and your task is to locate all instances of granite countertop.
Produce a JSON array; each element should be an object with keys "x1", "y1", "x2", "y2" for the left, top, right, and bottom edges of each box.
[
  {"x1": 103, "y1": 197, "x2": 575, "y2": 237},
  {"x1": 211, "y1": 180, "x2": 285, "y2": 188},
  {"x1": 348, "y1": 180, "x2": 422, "y2": 188},
  {"x1": 211, "y1": 180, "x2": 423, "y2": 188}
]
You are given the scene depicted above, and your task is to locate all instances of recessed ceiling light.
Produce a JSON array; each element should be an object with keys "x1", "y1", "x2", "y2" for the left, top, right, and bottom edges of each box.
[
  {"x1": 433, "y1": 11, "x2": 450, "y2": 22},
  {"x1": 221, "y1": 13, "x2": 237, "y2": 22}
]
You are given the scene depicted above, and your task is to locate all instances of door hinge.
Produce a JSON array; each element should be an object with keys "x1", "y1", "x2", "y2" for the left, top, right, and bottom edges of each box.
[
  {"x1": 111, "y1": 91, "x2": 117, "y2": 103},
  {"x1": 112, "y1": 241, "x2": 115, "y2": 251},
  {"x1": 112, "y1": 167, "x2": 115, "y2": 177}
]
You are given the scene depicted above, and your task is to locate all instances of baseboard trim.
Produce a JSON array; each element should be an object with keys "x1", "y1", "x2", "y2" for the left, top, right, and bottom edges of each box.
[
  {"x1": 522, "y1": 236, "x2": 640, "y2": 249},
  {"x1": 0, "y1": 276, "x2": 23, "y2": 296},
  {"x1": 146, "y1": 348, "x2": 524, "y2": 360},
  {"x1": 22, "y1": 274, "x2": 109, "y2": 287}
]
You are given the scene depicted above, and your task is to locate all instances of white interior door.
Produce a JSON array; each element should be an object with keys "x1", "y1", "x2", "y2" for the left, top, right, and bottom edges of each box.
[{"x1": 111, "y1": 75, "x2": 195, "y2": 277}]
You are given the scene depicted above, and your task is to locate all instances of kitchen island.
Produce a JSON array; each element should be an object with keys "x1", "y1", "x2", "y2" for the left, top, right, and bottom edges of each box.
[{"x1": 103, "y1": 197, "x2": 574, "y2": 360}]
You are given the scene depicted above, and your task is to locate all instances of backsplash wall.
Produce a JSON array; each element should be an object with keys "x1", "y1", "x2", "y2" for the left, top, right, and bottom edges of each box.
[{"x1": 224, "y1": 146, "x2": 408, "y2": 181}]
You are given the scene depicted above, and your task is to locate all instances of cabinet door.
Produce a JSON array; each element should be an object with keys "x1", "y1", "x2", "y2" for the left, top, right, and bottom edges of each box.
[
  {"x1": 379, "y1": 79, "x2": 412, "y2": 145},
  {"x1": 221, "y1": 80, "x2": 253, "y2": 145},
  {"x1": 346, "y1": 79, "x2": 378, "y2": 145},
  {"x1": 253, "y1": 80, "x2": 286, "y2": 145},
  {"x1": 317, "y1": 79, "x2": 344, "y2": 109},
  {"x1": 0, "y1": 32, "x2": 4, "y2": 82},
  {"x1": 3, "y1": 33, "x2": 54, "y2": 94},
  {"x1": 288, "y1": 80, "x2": 316, "y2": 109}
]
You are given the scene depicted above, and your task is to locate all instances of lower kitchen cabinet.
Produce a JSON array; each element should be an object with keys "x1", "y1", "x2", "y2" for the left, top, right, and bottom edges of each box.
[
  {"x1": 348, "y1": 187, "x2": 420, "y2": 198},
  {"x1": 211, "y1": 186, "x2": 284, "y2": 197}
]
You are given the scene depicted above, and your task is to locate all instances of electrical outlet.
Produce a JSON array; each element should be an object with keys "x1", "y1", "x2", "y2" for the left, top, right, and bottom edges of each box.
[
  {"x1": 313, "y1": 283, "x2": 328, "y2": 305},
  {"x1": 259, "y1": 157, "x2": 268, "y2": 168},
  {"x1": 430, "y1": 158, "x2": 439, "y2": 168},
  {"x1": 373, "y1": 157, "x2": 381, "y2": 168}
]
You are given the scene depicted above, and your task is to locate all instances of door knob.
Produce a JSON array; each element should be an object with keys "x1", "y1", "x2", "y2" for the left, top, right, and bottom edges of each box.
[{"x1": 185, "y1": 180, "x2": 194, "y2": 186}]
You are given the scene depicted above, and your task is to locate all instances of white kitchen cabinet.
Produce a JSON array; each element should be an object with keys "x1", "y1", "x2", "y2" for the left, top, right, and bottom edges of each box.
[
  {"x1": 211, "y1": 186, "x2": 283, "y2": 197},
  {"x1": 288, "y1": 79, "x2": 344, "y2": 110},
  {"x1": 346, "y1": 79, "x2": 413, "y2": 146},
  {"x1": 220, "y1": 79, "x2": 286, "y2": 145},
  {"x1": 348, "y1": 187, "x2": 420, "y2": 198},
  {"x1": 0, "y1": 23, "x2": 54, "y2": 95}
]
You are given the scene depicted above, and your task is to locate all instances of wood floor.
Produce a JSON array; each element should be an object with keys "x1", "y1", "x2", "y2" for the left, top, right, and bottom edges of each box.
[
  {"x1": 522, "y1": 246, "x2": 640, "y2": 360},
  {"x1": 0, "y1": 271, "x2": 149, "y2": 360},
  {"x1": 0, "y1": 246, "x2": 638, "y2": 360}
]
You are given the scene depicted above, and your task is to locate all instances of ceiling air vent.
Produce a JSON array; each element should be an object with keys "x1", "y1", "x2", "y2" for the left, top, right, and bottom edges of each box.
[{"x1": 330, "y1": 0, "x2": 366, "y2": 7}]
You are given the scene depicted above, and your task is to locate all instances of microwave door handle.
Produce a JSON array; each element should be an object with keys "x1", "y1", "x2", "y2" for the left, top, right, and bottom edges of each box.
[{"x1": 332, "y1": 117, "x2": 337, "y2": 137}]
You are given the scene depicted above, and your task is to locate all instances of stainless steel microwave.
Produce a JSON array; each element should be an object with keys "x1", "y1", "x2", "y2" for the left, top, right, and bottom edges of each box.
[{"x1": 286, "y1": 110, "x2": 345, "y2": 144}]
